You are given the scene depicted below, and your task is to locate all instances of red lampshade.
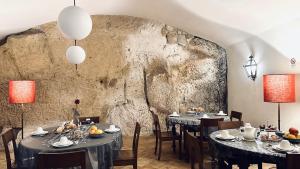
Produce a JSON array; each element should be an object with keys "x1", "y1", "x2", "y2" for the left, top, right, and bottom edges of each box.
[
  {"x1": 9, "y1": 80, "x2": 36, "y2": 104},
  {"x1": 263, "y1": 74, "x2": 295, "y2": 103}
]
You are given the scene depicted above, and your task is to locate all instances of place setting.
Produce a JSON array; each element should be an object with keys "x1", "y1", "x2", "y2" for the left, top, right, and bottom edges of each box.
[
  {"x1": 168, "y1": 111, "x2": 180, "y2": 117},
  {"x1": 216, "y1": 130, "x2": 236, "y2": 141},
  {"x1": 31, "y1": 127, "x2": 49, "y2": 137},
  {"x1": 51, "y1": 136, "x2": 74, "y2": 148},
  {"x1": 105, "y1": 124, "x2": 121, "y2": 133},
  {"x1": 271, "y1": 140, "x2": 299, "y2": 153}
]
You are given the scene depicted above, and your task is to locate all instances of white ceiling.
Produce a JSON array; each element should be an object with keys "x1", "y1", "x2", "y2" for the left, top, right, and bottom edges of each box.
[{"x1": 1, "y1": 0, "x2": 300, "y2": 58}]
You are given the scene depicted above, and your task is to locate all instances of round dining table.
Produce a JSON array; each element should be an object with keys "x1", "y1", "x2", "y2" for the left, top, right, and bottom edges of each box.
[
  {"x1": 167, "y1": 112, "x2": 230, "y2": 154},
  {"x1": 209, "y1": 129, "x2": 295, "y2": 169},
  {"x1": 17, "y1": 123, "x2": 123, "y2": 169}
]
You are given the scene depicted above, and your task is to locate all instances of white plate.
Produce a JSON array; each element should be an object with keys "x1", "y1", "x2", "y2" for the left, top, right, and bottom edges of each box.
[
  {"x1": 105, "y1": 128, "x2": 121, "y2": 133},
  {"x1": 169, "y1": 114, "x2": 180, "y2": 117},
  {"x1": 242, "y1": 137, "x2": 256, "y2": 142},
  {"x1": 272, "y1": 145, "x2": 295, "y2": 152},
  {"x1": 51, "y1": 140, "x2": 73, "y2": 148},
  {"x1": 31, "y1": 131, "x2": 48, "y2": 136},
  {"x1": 216, "y1": 113, "x2": 227, "y2": 116},
  {"x1": 216, "y1": 134, "x2": 235, "y2": 140}
]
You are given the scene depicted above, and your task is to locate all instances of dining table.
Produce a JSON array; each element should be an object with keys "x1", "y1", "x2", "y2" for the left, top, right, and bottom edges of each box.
[
  {"x1": 209, "y1": 129, "x2": 300, "y2": 169},
  {"x1": 17, "y1": 123, "x2": 123, "y2": 169},
  {"x1": 167, "y1": 112, "x2": 230, "y2": 154}
]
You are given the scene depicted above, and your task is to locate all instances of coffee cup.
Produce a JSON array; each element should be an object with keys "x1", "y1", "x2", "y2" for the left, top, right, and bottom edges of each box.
[
  {"x1": 36, "y1": 127, "x2": 44, "y2": 133},
  {"x1": 220, "y1": 130, "x2": 230, "y2": 138},
  {"x1": 202, "y1": 114, "x2": 209, "y2": 118},
  {"x1": 172, "y1": 112, "x2": 178, "y2": 115},
  {"x1": 244, "y1": 123, "x2": 251, "y2": 128},
  {"x1": 279, "y1": 140, "x2": 291, "y2": 150},
  {"x1": 59, "y1": 136, "x2": 69, "y2": 144},
  {"x1": 219, "y1": 111, "x2": 224, "y2": 115},
  {"x1": 109, "y1": 125, "x2": 116, "y2": 130}
]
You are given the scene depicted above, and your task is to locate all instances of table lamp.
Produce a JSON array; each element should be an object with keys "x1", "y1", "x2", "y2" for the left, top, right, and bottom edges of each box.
[
  {"x1": 9, "y1": 80, "x2": 36, "y2": 138},
  {"x1": 263, "y1": 74, "x2": 295, "y2": 131}
]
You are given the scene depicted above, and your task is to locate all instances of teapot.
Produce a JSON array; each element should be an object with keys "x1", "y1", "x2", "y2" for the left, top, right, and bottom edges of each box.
[{"x1": 242, "y1": 126, "x2": 258, "y2": 140}]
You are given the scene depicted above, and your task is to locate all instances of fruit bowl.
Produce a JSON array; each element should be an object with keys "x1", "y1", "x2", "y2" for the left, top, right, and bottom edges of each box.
[
  {"x1": 89, "y1": 133, "x2": 104, "y2": 138},
  {"x1": 283, "y1": 136, "x2": 300, "y2": 144}
]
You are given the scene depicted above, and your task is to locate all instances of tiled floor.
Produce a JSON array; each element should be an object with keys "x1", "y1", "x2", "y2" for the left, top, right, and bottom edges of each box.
[{"x1": 0, "y1": 136, "x2": 276, "y2": 169}]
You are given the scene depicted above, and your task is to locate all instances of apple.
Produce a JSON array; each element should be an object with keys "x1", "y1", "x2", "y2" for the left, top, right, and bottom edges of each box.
[{"x1": 289, "y1": 127, "x2": 299, "y2": 136}]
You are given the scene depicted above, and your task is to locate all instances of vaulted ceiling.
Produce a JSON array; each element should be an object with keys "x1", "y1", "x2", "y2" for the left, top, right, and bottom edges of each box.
[{"x1": 1, "y1": 0, "x2": 300, "y2": 58}]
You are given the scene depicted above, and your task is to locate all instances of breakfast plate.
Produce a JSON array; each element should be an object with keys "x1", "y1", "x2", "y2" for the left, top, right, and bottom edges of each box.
[
  {"x1": 216, "y1": 134, "x2": 235, "y2": 140},
  {"x1": 31, "y1": 131, "x2": 48, "y2": 136},
  {"x1": 105, "y1": 128, "x2": 121, "y2": 133},
  {"x1": 51, "y1": 140, "x2": 74, "y2": 148},
  {"x1": 272, "y1": 145, "x2": 295, "y2": 152}
]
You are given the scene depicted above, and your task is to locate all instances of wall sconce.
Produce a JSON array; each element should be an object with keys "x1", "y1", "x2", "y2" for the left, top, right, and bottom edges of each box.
[{"x1": 243, "y1": 55, "x2": 257, "y2": 81}]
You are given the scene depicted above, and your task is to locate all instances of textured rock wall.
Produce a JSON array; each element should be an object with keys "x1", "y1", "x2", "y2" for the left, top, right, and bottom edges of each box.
[{"x1": 0, "y1": 15, "x2": 227, "y2": 136}]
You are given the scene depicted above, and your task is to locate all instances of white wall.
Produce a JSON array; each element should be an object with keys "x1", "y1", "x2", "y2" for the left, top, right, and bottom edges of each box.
[{"x1": 228, "y1": 37, "x2": 300, "y2": 131}]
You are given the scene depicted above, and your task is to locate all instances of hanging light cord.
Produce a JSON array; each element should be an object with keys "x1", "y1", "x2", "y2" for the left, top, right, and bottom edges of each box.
[{"x1": 73, "y1": 0, "x2": 78, "y2": 70}]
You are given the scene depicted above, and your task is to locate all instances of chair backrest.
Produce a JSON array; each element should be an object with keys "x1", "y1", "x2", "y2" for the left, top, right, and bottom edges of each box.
[
  {"x1": 286, "y1": 153, "x2": 300, "y2": 169},
  {"x1": 132, "y1": 122, "x2": 141, "y2": 158},
  {"x1": 199, "y1": 118, "x2": 224, "y2": 141},
  {"x1": 2, "y1": 129, "x2": 18, "y2": 169},
  {"x1": 186, "y1": 132, "x2": 204, "y2": 169},
  {"x1": 79, "y1": 116, "x2": 100, "y2": 124},
  {"x1": 230, "y1": 111, "x2": 242, "y2": 121},
  {"x1": 37, "y1": 150, "x2": 86, "y2": 169},
  {"x1": 218, "y1": 121, "x2": 243, "y2": 130},
  {"x1": 152, "y1": 113, "x2": 162, "y2": 138}
]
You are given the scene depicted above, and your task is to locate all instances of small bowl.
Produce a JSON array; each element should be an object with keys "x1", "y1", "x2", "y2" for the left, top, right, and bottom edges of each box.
[{"x1": 275, "y1": 131, "x2": 284, "y2": 137}]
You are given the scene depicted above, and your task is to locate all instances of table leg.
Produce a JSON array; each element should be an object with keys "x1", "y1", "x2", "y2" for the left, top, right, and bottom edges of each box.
[{"x1": 172, "y1": 124, "x2": 176, "y2": 153}]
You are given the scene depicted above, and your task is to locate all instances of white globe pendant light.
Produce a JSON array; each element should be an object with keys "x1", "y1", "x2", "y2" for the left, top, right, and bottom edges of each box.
[
  {"x1": 66, "y1": 46, "x2": 86, "y2": 64},
  {"x1": 58, "y1": 6, "x2": 92, "y2": 40}
]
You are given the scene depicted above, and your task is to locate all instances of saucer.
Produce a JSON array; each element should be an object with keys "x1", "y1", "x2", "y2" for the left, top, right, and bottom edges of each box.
[
  {"x1": 169, "y1": 114, "x2": 180, "y2": 117},
  {"x1": 31, "y1": 130, "x2": 48, "y2": 136},
  {"x1": 51, "y1": 140, "x2": 73, "y2": 148},
  {"x1": 272, "y1": 145, "x2": 295, "y2": 152},
  {"x1": 216, "y1": 134, "x2": 235, "y2": 140},
  {"x1": 242, "y1": 137, "x2": 256, "y2": 142},
  {"x1": 105, "y1": 128, "x2": 121, "y2": 133},
  {"x1": 216, "y1": 113, "x2": 227, "y2": 116}
]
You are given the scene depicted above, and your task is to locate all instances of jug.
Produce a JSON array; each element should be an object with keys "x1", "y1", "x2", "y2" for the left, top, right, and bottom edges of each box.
[{"x1": 243, "y1": 126, "x2": 257, "y2": 140}]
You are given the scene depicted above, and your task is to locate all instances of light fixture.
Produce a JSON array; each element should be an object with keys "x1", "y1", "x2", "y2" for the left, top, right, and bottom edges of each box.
[
  {"x1": 58, "y1": 6, "x2": 92, "y2": 40},
  {"x1": 263, "y1": 74, "x2": 295, "y2": 131},
  {"x1": 66, "y1": 46, "x2": 86, "y2": 65},
  {"x1": 9, "y1": 80, "x2": 36, "y2": 139},
  {"x1": 243, "y1": 55, "x2": 257, "y2": 81}
]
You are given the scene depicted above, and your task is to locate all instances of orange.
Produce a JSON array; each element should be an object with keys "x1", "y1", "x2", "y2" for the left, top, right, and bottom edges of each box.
[{"x1": 288, "y1": 134, "x2": 296, "y2": 139}]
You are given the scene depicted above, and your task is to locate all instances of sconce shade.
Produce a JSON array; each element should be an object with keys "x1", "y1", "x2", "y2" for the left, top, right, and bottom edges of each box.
[
  {"x1": 263, "y1": 74, "x2": 295, "y2": 103},
  {"x1": 9, "y1": 80, "x2": 36, "y2": 104}
]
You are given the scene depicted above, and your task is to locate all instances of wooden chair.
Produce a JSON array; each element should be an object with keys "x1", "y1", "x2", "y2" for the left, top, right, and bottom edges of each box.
[
  {"x1": 113, "y1": 122, "x2": 141, "y2": 169},
  {"x1": 230, "y1": 111, "x2": 242, "y2": 121},
  {"x1": 186, "y1": 131, "x2": 212, "y2": 169},
  {"x1": 286, "y1": 153, "x2": 300, "y2": 169},
  {"x1": 218, "y1": 121, "x2": 243, "y2": 130},
  {"x1": 2, "y1": 129, "x2": 19, "y2": 169},
  {"x1": 199, "y1": 118, "x2": 224, "y2": 163},
  {"x1": 37, "y1": 150, "x2": 86, "y2": 169},
  {"x1": 79, "y1": 116, "x2": 100, "y2": 124},
  {"x1": 152, "y1": 113, "x2": 182, "y2": 160}
]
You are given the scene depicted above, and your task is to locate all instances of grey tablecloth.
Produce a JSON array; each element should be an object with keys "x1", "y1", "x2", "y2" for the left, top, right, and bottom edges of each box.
[
  {"x1": 209, "y1": 129, "x2": 290, "y2": 168},
  {"x1": 168, "y1": 112, "x2": 230, "y2": 126},
  {"x1": 17, "y1": 123, "x2": 123, "y2": 169}
]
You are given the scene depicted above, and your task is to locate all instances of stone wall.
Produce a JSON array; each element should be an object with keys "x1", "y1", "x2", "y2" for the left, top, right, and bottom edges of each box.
[{"x1": 0, "y1": 15, "x2": 227, "y2": 136}]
